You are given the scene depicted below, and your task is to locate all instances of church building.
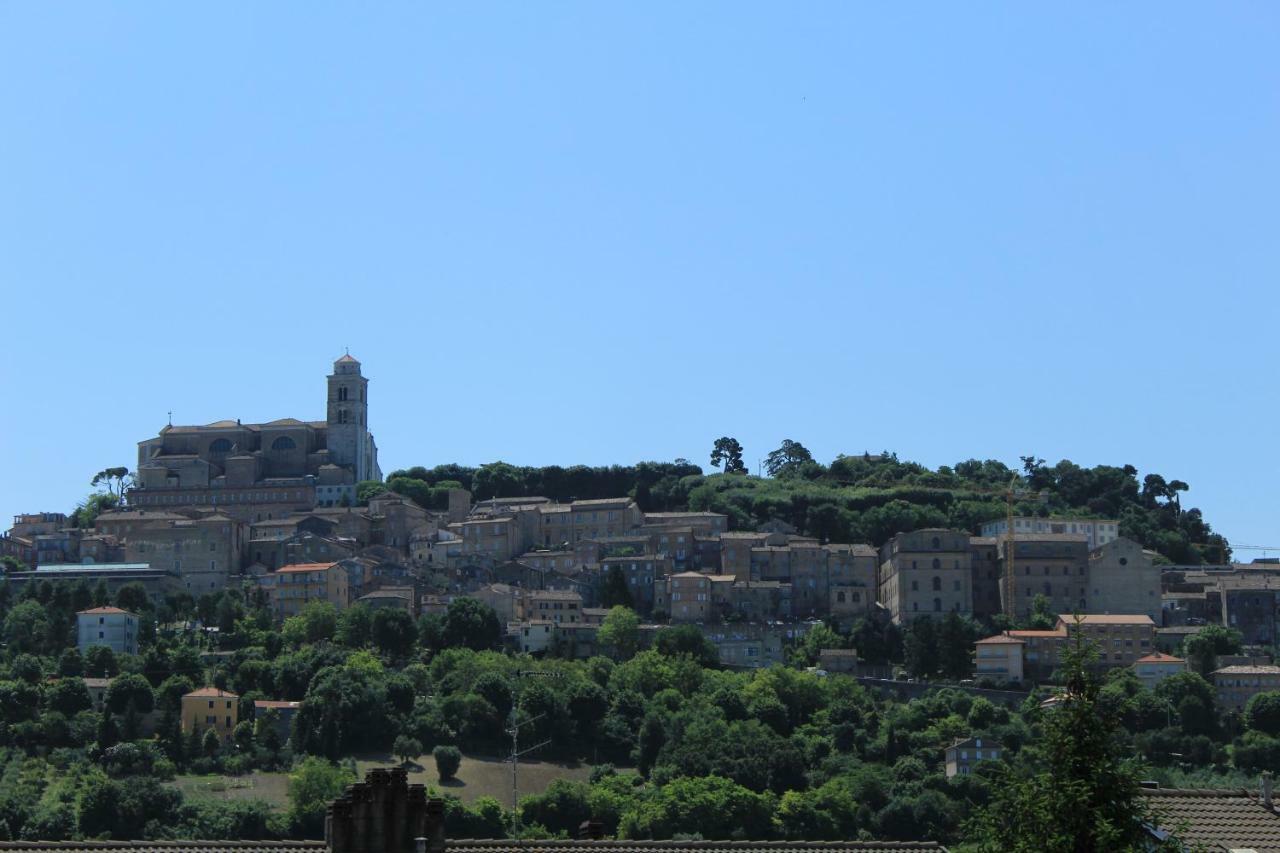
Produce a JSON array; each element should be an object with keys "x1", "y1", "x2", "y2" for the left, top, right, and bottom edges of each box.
[{"x1": 129, "y1": 355, "x2": 381, "y2": 520}]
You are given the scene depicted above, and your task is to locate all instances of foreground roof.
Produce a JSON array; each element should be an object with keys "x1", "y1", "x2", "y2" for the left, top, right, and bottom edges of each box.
[
  {"x1": 1143, "y1": 787, "x2": 1280, "y2": 852},
  {"x1": 0, "y1": 843, "x2": 946, "y2": 853}
]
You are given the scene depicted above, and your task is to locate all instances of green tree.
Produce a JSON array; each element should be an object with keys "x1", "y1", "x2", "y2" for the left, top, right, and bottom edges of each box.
[
  {"x1": 601, "y1": 565, "x2": 634, "y2": 609},
  {"x1": 336, "y1": 604, "x2": 374, "y2": 647},
  {"x1": 1183, "y1": 624, "x2": 1242, "y2": 676},
  {"x1": 114, "y1": 582, "x2": 150, "y2": 614},
  {"x1": 965, "y1": 625, "x2": 1164, "y2": 851},
  {"x1": 46, "y1": 678, "x2": 93, "y2": 716},
  {"x1": 710, "y1": 437, "x2": 747, "y2": 474},
  {"x1": 440, "y1": 598, "x2": 501, "y2": 651},
  {"x1": 371, "y1": 608, "x2": 417, "y2": 658},
  {"x1": 903, "y1": 617, "x2": 938, "y2": 678},
  {"x1": 394, "y1": 735, "x2": 422, "y2": 765},
  {"x1": 84, "y1": 644, "x2": 119, "y2": 677},
  {"x1": 105, "y1": 673, "x2": 155, "y2": 715},
  {"x1": 597, "y1": 606, "x2": 641, "y2": 660},
  {"x1": 288, "y1": 757, "x2": 354, "y2": 838},
  {"x1": 434, "y1": 745, "x2": 462, "y2": 781},
  {"x1": 618, "y1": 774, "x2": 774, "y2": 840},
  {"x1": 764, "y1": 439, "x2": 814, "y2": 477},
  {"x1": 1245, "y1": 691, "x2": 1280, "y2": 736},
  {"x1": 654, "y1": 624, "x2": 719, "y2": 667},
  {"x1": 57, "y1": 648, "x2": 84, "y2": 677},
  {"x1": 3, "y1": 600, "x2": 51, "y2": 655}
]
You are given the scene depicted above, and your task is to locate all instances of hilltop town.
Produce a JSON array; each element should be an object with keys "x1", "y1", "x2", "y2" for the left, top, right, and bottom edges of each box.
[{"x1": 2, "y1": 356, "x2": 1277, "y2": 850}]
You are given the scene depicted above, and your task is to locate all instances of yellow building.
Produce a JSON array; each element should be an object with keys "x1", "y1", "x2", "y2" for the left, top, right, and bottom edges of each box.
[
  {"x1": 974, "y1": 634, "x2": 1025, "y2": 683},
  {"x1": 268, "y1": 561, "x2": 350, "y2": 619},
  {"x1": 181, "y1": 687, "x2": 239, "y2": 743}
]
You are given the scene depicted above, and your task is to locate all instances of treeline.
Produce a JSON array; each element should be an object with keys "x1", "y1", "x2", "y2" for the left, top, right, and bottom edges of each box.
[{"x1": 379, "y1": 450, "x2": 1230, "y2": 564}]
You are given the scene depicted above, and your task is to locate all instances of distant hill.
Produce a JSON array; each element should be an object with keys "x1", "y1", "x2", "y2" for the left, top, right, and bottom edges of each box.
[{"x1": 382, "y1": 451, "x2": 1230, "y2": 565}]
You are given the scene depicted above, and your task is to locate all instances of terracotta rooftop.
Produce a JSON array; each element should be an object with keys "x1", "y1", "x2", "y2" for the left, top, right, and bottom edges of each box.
[
  {"x1": 1143, "y1": 786, "x2": 1280, "y2": 852},
  {"x1": 976, "y1": 634, "x2": 1025, "y2": 645},
  {"x1": 1135, "y1": 652, "x2": 1185, "y2": 664},
  {"x1": 275, "y1": 562, "x2": 338, "y2": 573},
  {"x1": 0, "y1": 842, "x2": 948, "y2": 853},
  {"x1": 184, "y1": 687, "x2": 238, "y2": 699},
  {"x1": 76, "y1": 606, "x2": 133, "y2": 616},
  {"x1": 1066, "y1": 614, "x2": 1156, "y2": 626}
]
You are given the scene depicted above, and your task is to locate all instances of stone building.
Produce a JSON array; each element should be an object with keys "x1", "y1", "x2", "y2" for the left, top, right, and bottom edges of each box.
[
  {"x1": 1088, "y1": 537, "x2": 1162, "y2": 622},
  {"x1": 878, "y1": 529, "x2": 974, "y2": 622},
  {"x1": 998, "y1": 534, "x2": 1091, "y2": 620},
  {"x1": 181, "y1": 687, "x2": 239, "y2": 744},
  {"x1": 96, "y1": 509, "x2": 245, "y2": 594},
  {"x1": 130, "y1": 355, "x2": 381, "y2": 519},
  {"x1": 982, "y1": 516, "x2": 1121, "y2": 549}
]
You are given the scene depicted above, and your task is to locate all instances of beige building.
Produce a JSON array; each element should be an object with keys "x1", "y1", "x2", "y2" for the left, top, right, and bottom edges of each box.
[
  {"x1": 267, "y1": 561, "x2": 350, "y2": 619},
  {"x1": 525, "y1": 589, "x2": 583, "y2": 624},
  {"x1": 974, "y1": 634, "x2": 1025, "y2": 683},
  {"x1": 1088, "y1": 537, "x2": 1161, "y2": 622},
  {"x1": 1133, "y1": 652, "x2": 1187, "y2": 688},
  {"x1": 998, "y1": 534, "x2": 1090, "y2": 620},
  {"x1": 1070, "y1": 614, "x2": 1156, "y2": 668},
  {"x1": 641, "y1": 512, "x2": 728, "y2": 537},
  {"x1": 131, "y1": 356, "x2": 380, "y2": 519},
  {"x1": 181, "y1": 687, "x2": 239, "y2": 744},
  {"x1": 96, "y1": 509, "x2": 245, "y2": 594},
  {"x1": 878, "y1": 529, "x2": 974, "y2": 622},
  {"x1": 667, "y1": 572, "x2": 712, "y2": 622},
  {"x1": 1213, "y1": 664, "x2": 1280, "y2": 711}
]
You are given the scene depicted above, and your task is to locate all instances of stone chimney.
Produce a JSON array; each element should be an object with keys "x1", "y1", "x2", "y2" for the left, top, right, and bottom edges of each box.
[
  {"x1": 1263, "y1": 771, "x2": 1274, "y2": 809},
  {"x1": 326, "y1": 768, "x2": 445, "y2": 853}
]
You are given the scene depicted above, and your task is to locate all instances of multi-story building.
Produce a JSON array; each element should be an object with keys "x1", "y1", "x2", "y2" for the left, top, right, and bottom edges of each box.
[
  {"x1": 945, "y1": 737, "x2": 1004, "y2": 778},
  {"x1": 982, "y1": 517, "x2": 1121, "y2": 550},
  {"x1": 130, "y1": 355, "x2": 381, "y2": 519},
  {"x1": 878, "y1": 529, "x2": 974, "y2": 622},
  {"x1": 525, "y1": 589, "x2": 583, "y2": 624},
  {"x1": 266, "y1": 561, "x2": 350, "y2": 619},
  {"x1": 974, "y1": 634, "x2": 1025, "y2": 683},
  {"x1": 9, "y1": 512, "x2": 69, "y2": 538},
  {"x1": 1133, "y1": 652, "x2": 1187, "y2": 689},
  {"x1": 181, "y1": 687, "x2": 239, "y2": 744},
  {"x1": 1214, "y1": 664, "x2": 1280, "y2": 711},
  {"x1": 968, "y1": 536, "x2": 1002, "y2": 619},
  {"x1": 641, "y1": 512, "x2": 728, "y2": 537},
  {"x1": 76, "y1": 606, "x2": 139, "y2": 656},
  {"x1": 1071, "y1": 614, "x2": 1156, "y2": 669},
  {"x1": 599, "y1": 555, "x2": 666, "y2": 614},
  {"x1": 998, "y1": 534, "x2": 1090, "y2": 620},
  {"x1": 96, "y1": 509, "x2": 245, "y2": 594},
  {"x1": 1088, "y1": 538, "x2": 1161, "y2": 622},
  {"x1": 667, "y1": 572, "x2": 711, "y2": 622}
]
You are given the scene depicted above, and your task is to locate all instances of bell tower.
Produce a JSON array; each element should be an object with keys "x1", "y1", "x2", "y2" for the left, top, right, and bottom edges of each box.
[{"x1": 327, "y1": 353, "x2": 371, "y2": 481}]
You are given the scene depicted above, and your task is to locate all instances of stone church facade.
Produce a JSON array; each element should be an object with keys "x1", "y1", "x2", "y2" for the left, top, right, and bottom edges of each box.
[{"x1": 129, "y1": 355, "x2": 381, "y2": 521}]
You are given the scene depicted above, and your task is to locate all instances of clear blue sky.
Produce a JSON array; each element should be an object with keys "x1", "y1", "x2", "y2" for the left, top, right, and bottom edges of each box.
[{"x1": 2, "y1": 4, "x2": 1277, "y2": 554}]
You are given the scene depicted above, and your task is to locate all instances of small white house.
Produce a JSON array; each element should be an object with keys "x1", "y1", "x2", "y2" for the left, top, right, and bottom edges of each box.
[{"x1": 77, "y1": 606, "x2": 139, "y2": 656}]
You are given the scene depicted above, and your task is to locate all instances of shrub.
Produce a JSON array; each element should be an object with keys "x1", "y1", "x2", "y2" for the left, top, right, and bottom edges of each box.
[{"x1": 434, "y1": 745, "x2": 462, "y2": 781}]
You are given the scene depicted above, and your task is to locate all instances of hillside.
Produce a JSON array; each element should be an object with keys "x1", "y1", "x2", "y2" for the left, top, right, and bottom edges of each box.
[{"x1": 381, "y1": 451, "x2": 1230, "y2": 565}]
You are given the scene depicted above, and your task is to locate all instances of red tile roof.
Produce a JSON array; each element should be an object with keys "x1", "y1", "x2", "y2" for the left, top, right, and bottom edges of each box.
[
  {"x1": 275, "y1": 562, "x2": 337, "y2": 573},
  {"x1": 184, "y1": 687, "x2": 239, "y2": 699},
  {"x1": 76, "y1": 606, "x2": 134, "y2": 616}
]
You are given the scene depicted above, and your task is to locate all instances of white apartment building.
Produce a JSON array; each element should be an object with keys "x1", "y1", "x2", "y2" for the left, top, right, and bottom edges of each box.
[
  {"x1": 77, "y1": 606, "x2": 139, "y2": 656},
  {"x1": 981, "y1": 517, "x2": 1120, "y2": 550}
]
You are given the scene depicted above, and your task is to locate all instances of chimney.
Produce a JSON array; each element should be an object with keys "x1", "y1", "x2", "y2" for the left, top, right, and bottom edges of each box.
[
  {"x1": 326, "y1": 768, "x2": 440, "y2": 853},
  {"x1": 1264, "y1": 771, "x2": 1274, "y2": 809},
  {"x1": 577, "y1": 820, "x2": 605, "y2": 840}
]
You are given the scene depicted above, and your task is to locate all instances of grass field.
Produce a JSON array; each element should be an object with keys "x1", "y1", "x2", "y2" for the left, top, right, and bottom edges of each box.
[{"x1": 173, "y1": 753, "x2": 593, "y2": 810}]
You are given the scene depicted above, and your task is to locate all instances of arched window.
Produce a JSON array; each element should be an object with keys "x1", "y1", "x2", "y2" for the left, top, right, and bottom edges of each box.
[
  {"x1": 339, "y1": 409, "x2": 348, "y2": 424},
  {"x1": 933, "y1": 598, "x2": 942, "y2": 612},
  {"x1": 836, "y1": 591, "x2": 846, "y2": 603},
  {"x1": 209, "y1": 438, "x2": 232, "y2": 453},
  {"x1": 339, "y1": 386, "x2": 348, "y2": 401},
  {"x1": 931, "y1": 536, "x2": 941, "y2": 549},
  {"x1": 271, "y1": 436, "x2": 297, "y2": 451},
  {"x1": 932, "y1": 558, "x2": 941, "y2": 570},
  {"x1": 932, "y1": 576, "x2": 942, "y2": 591}
]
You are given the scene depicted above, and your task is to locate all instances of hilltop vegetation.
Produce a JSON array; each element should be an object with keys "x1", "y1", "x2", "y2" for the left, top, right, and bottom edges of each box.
[{"x1": 381, "y1": 447, "x2": 1230, "y2": 564}]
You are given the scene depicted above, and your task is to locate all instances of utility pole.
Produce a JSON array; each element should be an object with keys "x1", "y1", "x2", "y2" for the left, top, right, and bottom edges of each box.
[{"x1": 506, "y1": 669, "x2": 561, "y2": 835}]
